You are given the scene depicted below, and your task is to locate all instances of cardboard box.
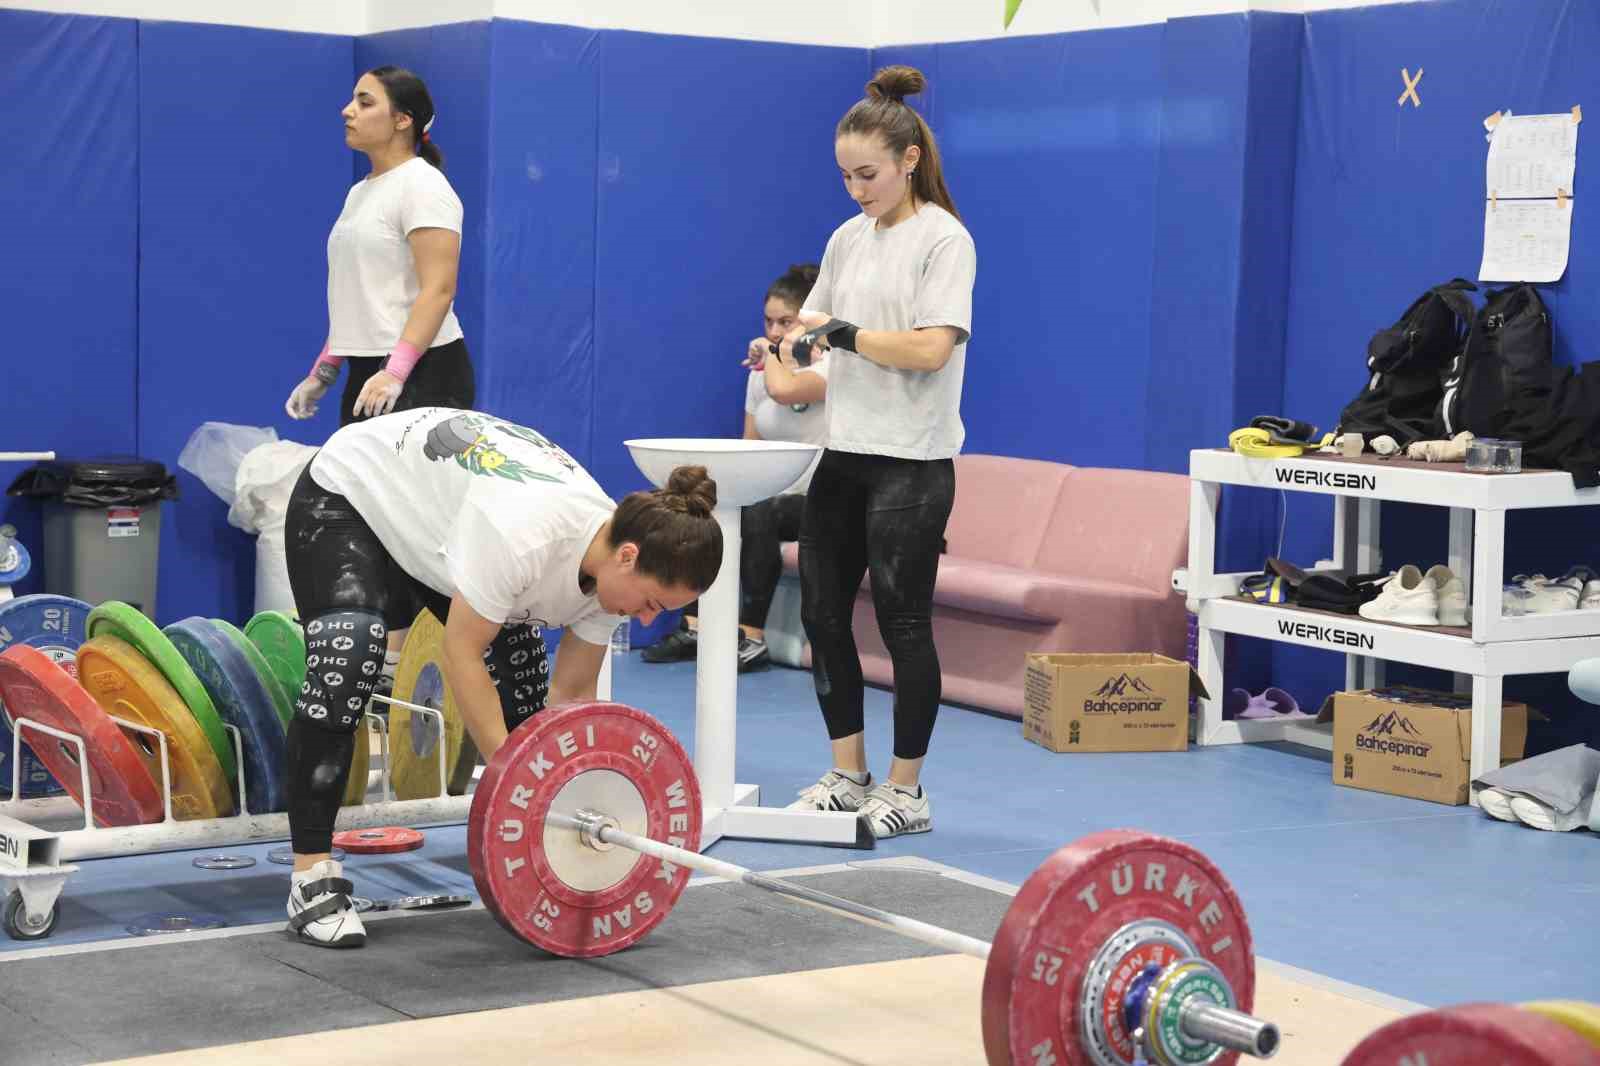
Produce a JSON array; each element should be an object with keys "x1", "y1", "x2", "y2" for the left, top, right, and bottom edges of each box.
[
  {"x1": 1318, "y1": 686, "x2": 1533, "y2": 805},
  {"x1": 1023, "y1": 653, "x2": 1208, "y2": 753}
]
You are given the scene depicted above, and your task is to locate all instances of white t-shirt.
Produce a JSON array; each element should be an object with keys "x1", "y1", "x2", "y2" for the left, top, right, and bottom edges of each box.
[
  {"x1": 326, "y1": 158, "x2": 466, "y2": 357},
  {"x1": 803, "y1": 203, "x2": 976, "y2": 460},
  {"x1": 745, "y1": 362, "x2": 829, "y2": 494},
  {"x1": 309, "y1": 408, "x2": 624, "y2": 645}
]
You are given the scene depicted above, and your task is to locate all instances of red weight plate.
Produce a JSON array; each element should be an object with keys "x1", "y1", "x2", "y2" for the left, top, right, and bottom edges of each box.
[
  {"x1": 981, "y1": 829, "x2": 1256, "y2": 1066},
  {"x1": 468, "y1": 701, "x2": 701, "y2": 958},
  {"x1": 0, "y1": 645, "x2": 163, "y2": 826},
  {"x1": 1343, "y1": 1003, "x2": 1600, "y2": 1066},
  {"x1": 332, "y1": 826, "x2": 425, "y2": 854}
]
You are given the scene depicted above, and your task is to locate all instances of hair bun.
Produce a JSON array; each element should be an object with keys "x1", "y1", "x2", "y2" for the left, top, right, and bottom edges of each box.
[
  {"x1": 867, "y1": 65, "x2": 926, "y2": 104},
  {"x1": 663, "y1": 465, "x2": 718, "y2": 518}
]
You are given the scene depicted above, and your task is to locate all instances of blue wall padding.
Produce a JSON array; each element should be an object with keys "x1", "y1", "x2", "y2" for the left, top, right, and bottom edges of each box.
[
  {"x1": 586, "y1": 30, "x2": 868, "y2": 498},
  {"x1": 136, "y1": 21, "x2": 353, "y2": 625},
  {"x1": 1277, "y1": 0, "x2": 1600, "y2": 747},
  {"x1": 936, "y1": 26, "x2": 1164, "y2": 470},
  {"x1": 0, "y1": 12, "x2": 140, "y2": 596},
  {"x1": 355, "y1": 23, "x2": 492, "y2": 367},
  {"x1": 480, "y1": 21, "x2": 602, "y2": 470}
]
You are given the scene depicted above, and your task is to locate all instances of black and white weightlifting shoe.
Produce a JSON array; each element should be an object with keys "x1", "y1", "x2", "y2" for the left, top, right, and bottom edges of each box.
[{"x1": 287, "y1": 859, "x2": 367, "y2": 948}]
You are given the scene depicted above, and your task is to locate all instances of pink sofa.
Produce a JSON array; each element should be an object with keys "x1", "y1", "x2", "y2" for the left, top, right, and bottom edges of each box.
[{"x1": 777, "y1": 454, "x2": 1190, "y2": 718}]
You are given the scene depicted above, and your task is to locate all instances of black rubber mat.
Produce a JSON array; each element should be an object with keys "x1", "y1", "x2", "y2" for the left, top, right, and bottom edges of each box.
[{"x1": 0, "y1": 865, "x2": 1010, "y2": 1064}]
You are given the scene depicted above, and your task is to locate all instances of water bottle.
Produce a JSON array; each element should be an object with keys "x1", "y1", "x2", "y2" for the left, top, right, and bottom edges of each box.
[{"x1": 611, "y1": 620, "x2": 631, "y2": 656}]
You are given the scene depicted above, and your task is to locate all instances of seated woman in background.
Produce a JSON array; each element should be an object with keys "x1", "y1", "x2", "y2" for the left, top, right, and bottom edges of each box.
[{"x1": 642, "y1": 263, "x2": 828, "y2": 673}]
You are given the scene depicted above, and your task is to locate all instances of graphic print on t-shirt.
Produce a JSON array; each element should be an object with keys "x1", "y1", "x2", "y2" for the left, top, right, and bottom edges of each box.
[{"x1": 418, "y1": 412, "x2": 580, "y2": 484}]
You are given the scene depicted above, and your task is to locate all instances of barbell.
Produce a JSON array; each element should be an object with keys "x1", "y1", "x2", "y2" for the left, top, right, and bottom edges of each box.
[{"x1": 465, "y1": 701, "x2": 1280, "y2": 1066}]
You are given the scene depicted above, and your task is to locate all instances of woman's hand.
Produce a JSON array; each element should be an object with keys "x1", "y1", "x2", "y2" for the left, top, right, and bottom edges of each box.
[
  {"x1": 743, "y1": 336, "x2": 773, "y2": 370},
  {"x1": 352, "y1": 369, "x2": 404, "y2": 419},
  {"x1": 285, "y1": 377, "x2": 330, "y2": 420}
]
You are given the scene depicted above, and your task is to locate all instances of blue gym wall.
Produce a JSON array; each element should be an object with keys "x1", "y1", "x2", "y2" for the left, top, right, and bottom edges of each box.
[{"x1": 5, "y1": 2, "x2": 1597, "y2": 747}]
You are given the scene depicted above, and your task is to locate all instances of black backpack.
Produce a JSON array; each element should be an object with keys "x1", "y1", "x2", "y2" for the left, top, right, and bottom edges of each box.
[
  {"x1": 1336, "y1": 279, "x2": 1477, "y2": 448},
  {"x1": 1437, "y1": 283, "x2": 1553, "y2": 438}
]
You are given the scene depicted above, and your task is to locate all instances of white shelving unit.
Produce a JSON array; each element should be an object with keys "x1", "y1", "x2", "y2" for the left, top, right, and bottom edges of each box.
[{"x1": 1184, "y1": 448, "x2": 1600, "y2": 802}]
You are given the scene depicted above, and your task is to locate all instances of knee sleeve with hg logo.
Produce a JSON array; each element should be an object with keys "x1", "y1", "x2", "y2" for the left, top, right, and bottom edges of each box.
[{"x1": 296, "y1": 609, "x2": 387, "y2": 733}]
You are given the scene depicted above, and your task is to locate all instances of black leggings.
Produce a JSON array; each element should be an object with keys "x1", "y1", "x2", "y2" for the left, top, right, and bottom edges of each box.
[
  {"x1": 339, "y1": 337, "x2": 476, "y2": 633},
  {"x1": 798, "y1": 450, "x2": 954, "y2": 761},
  {"x1": 338, "y1": 337, "x2": 475, "y2": 427},
  {"x1": 684, "y1": 493, "x2": 807, "y2": 631},
  {"x1": 282, "y1": 462, "x2": 548, "y2": 853}
]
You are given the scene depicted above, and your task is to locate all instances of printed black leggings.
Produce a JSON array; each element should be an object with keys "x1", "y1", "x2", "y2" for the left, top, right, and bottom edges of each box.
[
  {"x1": 281, "y1": 462, "x2": 547, "y2": 853},
  {"x1": 798, "y1": 450, "x2": 954, "y2": 761}
]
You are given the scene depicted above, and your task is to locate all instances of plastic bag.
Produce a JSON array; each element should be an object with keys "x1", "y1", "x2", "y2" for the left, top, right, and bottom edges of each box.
[
  {"x1": 177, "y1": 423, "x2": 279, "y2": 508},
  {"x1": 229, "y1": 441, "x2": 317, "y2": 536}
]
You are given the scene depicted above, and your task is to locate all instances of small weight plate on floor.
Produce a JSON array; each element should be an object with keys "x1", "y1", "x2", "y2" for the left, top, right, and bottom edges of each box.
[
  {"x1": 365, "y1": 894, "x2": 473, "y2": 912},
  {"x1": 192, "y1": 855, "x2": 256, "y2": 871},
  {"x1": 390, "y1": 609, "x2": 477, "y2": 799},
  {"x1": 0, "y1": 594, "x2": 92, "y2": 797},
  {"x1": 981, "y1": 829, "x2": 1256, "y2": 1066},
  {"x1": 212, "y1": 618, "x2": 294, "y2": 731},
  {"x1": 333, "y1": 826, "x2": 425, "y2": 854},
  {"x1": 242, "y1": 610, "x2": 303, "y2": 729},
  {"x1": 125, "y1": 913, "x2": 229, "y2": 937},
  {"x1": 468, "y1": 701, "x2": 702, "y2": 958},
  {"x1": 1343, "y1": 1003, "x2": 1600, "y2": 1066},
  {"x1": 1521, "y1": 1001, "x2": 1600, "y2": 1049},
  {"x1": 165, "y1": 618, "x2": 288, "y2": 813},
  {"x1": 87, "y1": 601, "x2": 237, "y2": 786},
  {"x1": 0, "y1": 645, "x2": 163, "y2": 826},
  {"x1": 76, "y1": 635, "x2": 234, "y2": 820},
  {"x1": 267, "y1": 845, "x2": 345, "y2": 865}
]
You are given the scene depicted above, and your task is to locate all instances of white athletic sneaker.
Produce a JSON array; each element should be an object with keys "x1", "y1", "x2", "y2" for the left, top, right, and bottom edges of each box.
[
  {"x1": 786, "y1": 769, "x2": 871, "y2": 812},
  {"x1": 1518, "y1": 574, "x2": 1581, "y2": 614},
  {"x1": 858, "y1": 782, "x2": 932, "y2": 839},
  {"x1": 1477, "y1": 786, "x2": 1519, "y2": 822},
  {"x1": 1581, "y1": 579, "x2": 1600, "y2": 611},
  {"x1": 1358, "y1": 565, "x2": 1440, "y2": 626},
  {"x1": 1424, "y1": 565, "x2": 1469, "y2": 626},
  {"x1": 287, "y1": 859, "x2": 366, "y2": 948},
  {"x1": 1508, "y1": 794, "x2": 1587, "y2": 832}
]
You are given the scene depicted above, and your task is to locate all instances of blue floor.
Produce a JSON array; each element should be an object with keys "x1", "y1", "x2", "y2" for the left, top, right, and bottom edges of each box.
[{"x1": 8, "y1": 653, "x2": 1597, "y2": 1009}]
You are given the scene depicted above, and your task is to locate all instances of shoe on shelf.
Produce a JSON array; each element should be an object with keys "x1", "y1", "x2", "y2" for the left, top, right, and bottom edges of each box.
[
  {"x1": 1358, "y1": 564, "x2": 1440, "y2": 626},
  {"x1": 641, "y1": 621, "x2": 698, "y2": 663},
  {"x1": 1581, "y1": 579, "x2": 1600, "y2": 611},
  {"x1": 1424, "y1": 564, "x2": 1469, "y2": 626}
]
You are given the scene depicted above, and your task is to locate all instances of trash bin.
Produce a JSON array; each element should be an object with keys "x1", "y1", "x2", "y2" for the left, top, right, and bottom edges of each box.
[{"x1": 6, "y1": 457, "x2": 178, "y2": 617}]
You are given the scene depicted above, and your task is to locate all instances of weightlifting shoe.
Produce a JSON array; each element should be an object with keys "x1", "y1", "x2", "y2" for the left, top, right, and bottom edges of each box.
[
  {"x1": 1358, "y1": 565, "x2": 1440, "y2": 626},
  {"x1": 786, "y1": 769, "x2": 871, "y2": 812},
  {"x1": 641, "y1": 621, "x2": 697, "y2": 663},
  {"x1": 287, "y1": 859, "x2": 366, "y2": 948},
  {"x1": 859, "y1": 781, "x2": 932, "y2": 839}
]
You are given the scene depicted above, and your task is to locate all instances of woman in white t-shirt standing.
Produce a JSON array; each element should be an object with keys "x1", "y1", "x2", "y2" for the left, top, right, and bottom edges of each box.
[
  {"x1": 642, "y1": 264, "x2": 827, "y2": 673},
  {"x1": 284, "y1": 65, "x2": 474, "y2": 425},
  {"x1": 780, "y1": 66, "x2": 976, "y2": 840}
]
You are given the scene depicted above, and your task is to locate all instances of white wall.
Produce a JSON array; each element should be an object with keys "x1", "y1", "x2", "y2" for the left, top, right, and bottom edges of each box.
[{"x1": 3, "y1": 0, "x2": 1434, "y2": 42}]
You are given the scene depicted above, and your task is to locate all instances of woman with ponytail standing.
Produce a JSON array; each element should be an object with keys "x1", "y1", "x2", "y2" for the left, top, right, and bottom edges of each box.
[
  {"x1": 778, "y1": 66, "x2": 976, "y2": 840},
  {"x1": 285, "y1": 66, "x2": 474, "y2": 425}
]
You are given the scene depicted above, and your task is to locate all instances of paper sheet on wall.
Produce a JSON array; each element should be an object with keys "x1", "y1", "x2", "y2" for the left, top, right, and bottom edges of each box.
[{"x1": 1479, "y1": 110, "x2": 1580, "y2": 283}]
